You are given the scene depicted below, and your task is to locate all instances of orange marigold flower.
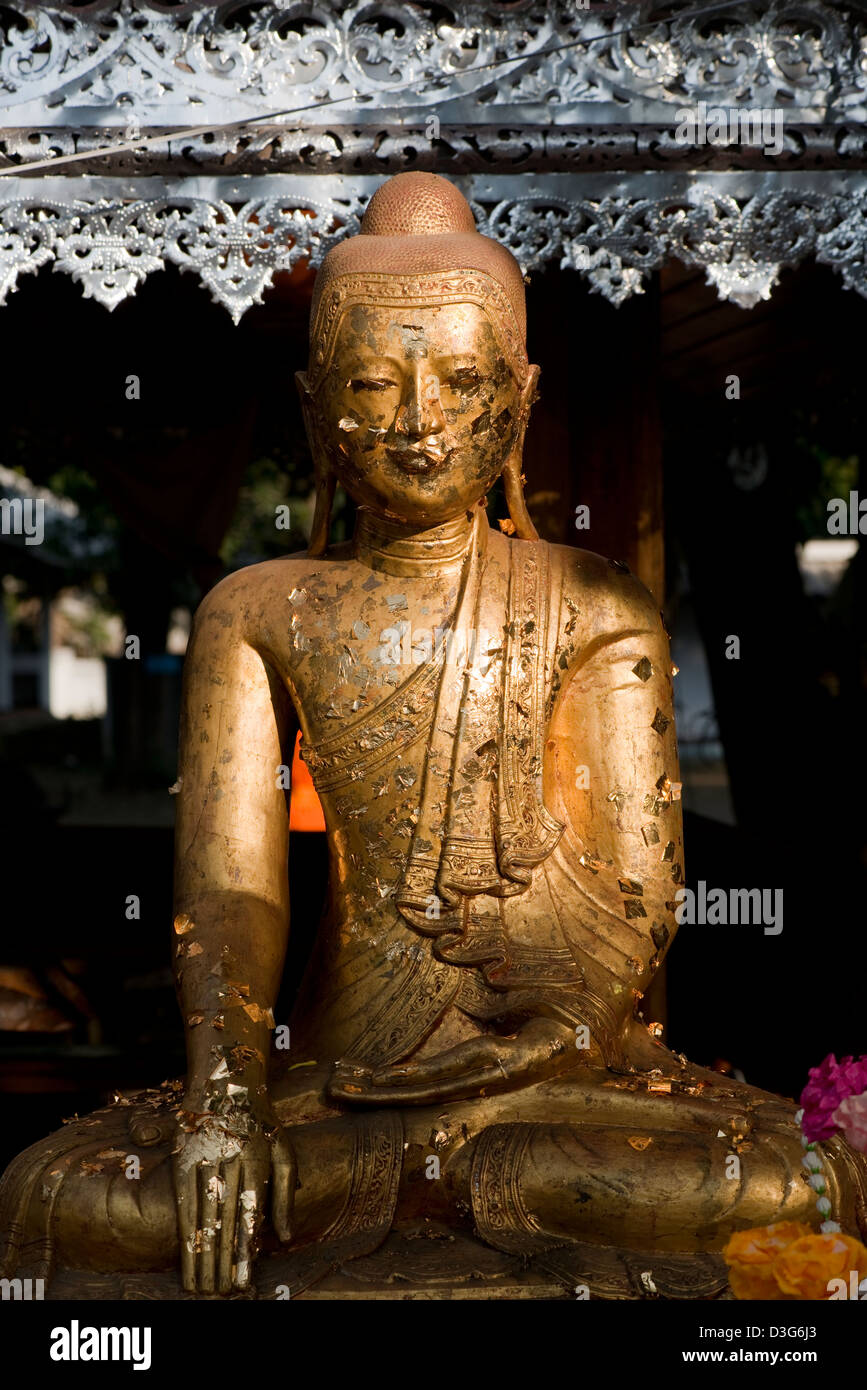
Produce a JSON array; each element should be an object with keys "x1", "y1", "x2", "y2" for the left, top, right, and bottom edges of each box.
[
  {"x1": 773, "y1": 1233, "x2": 867, "y2": 1300},
  {"x1": 723, "y1": 1222, "x2": 812, "y2": 1300}
]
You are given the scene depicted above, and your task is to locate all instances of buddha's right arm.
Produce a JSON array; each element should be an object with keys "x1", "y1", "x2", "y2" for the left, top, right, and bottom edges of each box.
[{"x1": 172, "y1": 574, "x2": 293, "y2": 1107}]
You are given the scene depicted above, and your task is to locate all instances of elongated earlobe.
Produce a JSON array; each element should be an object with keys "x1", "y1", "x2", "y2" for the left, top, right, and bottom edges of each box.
[
  {"x1": 503, "y1": 456, "x2": 539, "y2": 541},
  {"x1": 296, "y1": 370, "x2": 334, "y2": 558},
  {"x1": 503, "y1": 364, "x2": 540, "y2": 541},
  {"x1": 308, "y1": 470, "x2": 335, "y2": 558}
]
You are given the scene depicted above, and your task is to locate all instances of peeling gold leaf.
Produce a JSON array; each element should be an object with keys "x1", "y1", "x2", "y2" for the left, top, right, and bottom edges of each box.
[{"x1": 628, "y1": 1136, "x2": 653, "y2": 1151}]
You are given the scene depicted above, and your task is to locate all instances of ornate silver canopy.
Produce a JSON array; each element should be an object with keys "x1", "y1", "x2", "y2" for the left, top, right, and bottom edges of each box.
[{"x1": 2, "y1": 0, "x2": 867, "y2": 319}]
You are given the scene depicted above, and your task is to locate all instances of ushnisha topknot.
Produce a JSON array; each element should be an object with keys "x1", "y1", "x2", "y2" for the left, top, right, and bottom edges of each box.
[
  {"x1": 308, "y1": 172, "x2": 529, "y2": 385},
  {"x1": 361, "y1": 171, "x2": 477, "y2": 237}
]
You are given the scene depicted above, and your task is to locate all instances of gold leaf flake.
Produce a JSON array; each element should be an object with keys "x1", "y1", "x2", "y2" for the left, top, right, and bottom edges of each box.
[
  {"x1": 618, "y1": 877, "x2": 643, "y2": 896},
  {"x1": 651, "y1": 923, "x2": 669, "y2": 950},
  {"x1": 651, "y1": 709, "x2": 671, "y2": 736},
  {"x1": 579, "y1": 851, "x2": 605, "y2": 874},
  {"x1": 628, "y1": 1136, "x2": 653, "y2": 1151},
  {"x1": 243, "y1": 1003, "x2": 275, "y2": 1026}
]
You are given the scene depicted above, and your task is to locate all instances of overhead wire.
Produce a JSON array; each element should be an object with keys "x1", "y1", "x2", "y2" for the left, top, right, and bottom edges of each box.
[{"x1": 0, "y1": 0, "x2": 761, "y2": 179}]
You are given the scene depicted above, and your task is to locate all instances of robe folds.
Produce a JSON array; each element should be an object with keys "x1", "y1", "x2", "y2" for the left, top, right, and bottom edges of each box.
[{"x1": 299, "y1": 509, "x2": 684, "y2": 1072}]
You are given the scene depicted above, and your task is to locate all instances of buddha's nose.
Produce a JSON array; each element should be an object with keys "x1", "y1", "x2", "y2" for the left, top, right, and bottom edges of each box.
[{"x1": 395, "y1": 369, "x2": 445, "y2": 439}]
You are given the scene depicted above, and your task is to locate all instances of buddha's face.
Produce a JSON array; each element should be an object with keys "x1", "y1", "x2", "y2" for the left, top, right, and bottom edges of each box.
[{"x1": 303, "y1": 302, "x2": 532, "y2": 526}]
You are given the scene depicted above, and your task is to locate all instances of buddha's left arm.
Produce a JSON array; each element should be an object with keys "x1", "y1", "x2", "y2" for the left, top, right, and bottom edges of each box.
[{"x1": 546, "y1": 555, "x2": 684, "y2": 1013}]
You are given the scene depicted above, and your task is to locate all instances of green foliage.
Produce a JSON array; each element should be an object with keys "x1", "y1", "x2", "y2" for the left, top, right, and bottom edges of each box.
[
  {"x1": 219, "y1": 454, "x2": 311, "y2": 567},
  {"x1": 791, "y1": 406, "x2": 860, "y2": 539},
  {"x1": 220, "y1": 454, "x2": 355, "y2": 569}
]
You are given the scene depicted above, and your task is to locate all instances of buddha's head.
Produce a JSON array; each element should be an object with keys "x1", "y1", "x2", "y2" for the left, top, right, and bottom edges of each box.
[{"x1": 298, "y1": 172, "x2": 539, "y2": 551}]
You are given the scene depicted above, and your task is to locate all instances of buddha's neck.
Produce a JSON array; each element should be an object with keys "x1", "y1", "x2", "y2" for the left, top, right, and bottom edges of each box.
[{"x1": 353, "y1": 506, "x2": 477, "y2": 578}]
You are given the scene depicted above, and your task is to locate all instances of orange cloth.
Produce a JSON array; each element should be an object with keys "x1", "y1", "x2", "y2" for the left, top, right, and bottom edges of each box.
[{"x1": 289, "y1": 730, "x2": 325, "y2": 832}]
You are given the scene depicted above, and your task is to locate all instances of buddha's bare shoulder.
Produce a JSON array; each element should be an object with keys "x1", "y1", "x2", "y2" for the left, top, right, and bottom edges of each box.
[
  {"x1": 542, "y1": 539, "x2": 662, "y2": 638},
  {"x1": 189, "y1": 544, "x2": 359, "y2": 640}
]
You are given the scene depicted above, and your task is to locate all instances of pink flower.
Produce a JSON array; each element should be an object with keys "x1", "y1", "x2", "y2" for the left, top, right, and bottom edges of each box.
[
  {"x1": 833, "y1": 1091, "x2": 867, "y2": 1154},
  {"x1": 800, "y1": 1055, "x2": 867, "y2": 1143}
]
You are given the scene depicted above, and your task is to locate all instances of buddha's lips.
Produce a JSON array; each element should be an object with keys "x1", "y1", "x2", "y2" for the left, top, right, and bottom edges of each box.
[{"x1": 388, "y1": 446, "x2": 452, "y2": 474}]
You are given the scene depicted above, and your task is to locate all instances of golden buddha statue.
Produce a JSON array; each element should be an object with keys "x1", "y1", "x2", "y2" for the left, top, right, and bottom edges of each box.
[{"x1": 2, "y1": 173, "x2": 865, "y2": 1300}]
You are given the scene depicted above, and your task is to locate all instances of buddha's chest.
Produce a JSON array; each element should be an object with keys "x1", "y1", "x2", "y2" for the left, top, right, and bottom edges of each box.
[{"x1": 278, "y1": 564, "x2": 463, "y2": 745}]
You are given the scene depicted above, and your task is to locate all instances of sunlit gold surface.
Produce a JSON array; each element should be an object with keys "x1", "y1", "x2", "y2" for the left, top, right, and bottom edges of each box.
[{"x1": 2, "y1": 173, "x2": 865, "y2": 1300}]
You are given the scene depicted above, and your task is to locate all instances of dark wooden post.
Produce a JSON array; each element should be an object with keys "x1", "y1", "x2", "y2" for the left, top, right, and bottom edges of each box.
[
  {"x1": 525, "y1": 269, "x2": 665, "y2": 602},
  {"x1": 526, "y1": 268, "x2": 668, "y2": 1026}
]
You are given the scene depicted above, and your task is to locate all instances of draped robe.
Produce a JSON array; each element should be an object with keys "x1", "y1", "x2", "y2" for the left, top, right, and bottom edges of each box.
[{"x1": 294, "y1": 509, "x2": 683, "y2": 1076}]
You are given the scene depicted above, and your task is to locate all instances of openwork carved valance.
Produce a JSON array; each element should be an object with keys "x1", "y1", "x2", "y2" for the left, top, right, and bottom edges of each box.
[{"x1": 2, "y1": 1, "x2": 867, "y2": 316}]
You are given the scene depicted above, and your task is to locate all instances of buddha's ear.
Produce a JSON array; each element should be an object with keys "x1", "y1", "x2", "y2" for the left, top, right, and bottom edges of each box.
[
  {"x1": 502, "y1": 364, "x2": 540, "y2": 541},
  {"x1": 295, "y1": 370, "x2": 316, "y2": 445},
  {"x1": 295, "y1": 370, "x2": 335, "y2": 558},
  {"x1": 521, "y1": 362, "x2": 541, "y2": 415}
]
